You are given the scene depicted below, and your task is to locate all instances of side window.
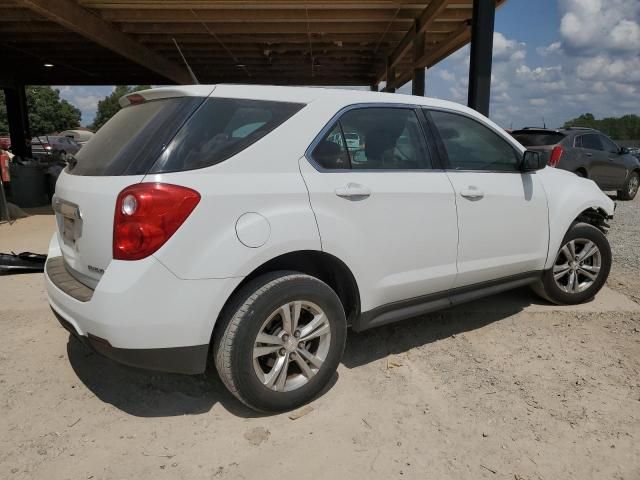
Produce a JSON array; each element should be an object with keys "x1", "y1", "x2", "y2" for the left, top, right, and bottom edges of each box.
[
  {"x1": 581, "y1": 134, "x2": 603, "y2": 151},
  {"x1": 311, "y1": 123, "x2": 351, "y2": 170},
  {"x1": 311, "y1": 107, "x2": 432, "y2": 171},
  {"x1": 429, "y1": 110, "x2": 520, "y2": 172},
  {"x1": 574, "y1": 135, "x2": 583, "y2": 148},
  {"x1": 339, "y1": 108, "x2": 432, "y2": 170},
  {"x1": 599, "y1": 135, "x2": 619, "y2": 154}
]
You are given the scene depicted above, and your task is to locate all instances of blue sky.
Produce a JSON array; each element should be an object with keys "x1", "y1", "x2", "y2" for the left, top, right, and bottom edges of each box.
[{"x1": 57, "y1": 0, "x2": 639, "y2": 129}]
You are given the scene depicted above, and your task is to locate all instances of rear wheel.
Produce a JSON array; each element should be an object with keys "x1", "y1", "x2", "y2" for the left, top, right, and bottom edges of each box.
[
  {"x1": 617, "y1": 171, "x2": 639, "y2": 201},
  {"x1": 534, "y1": 222, "x2": 611, "y2": 305},
  {"x1": 213, "y1": 271, "x2": 347, "y2": 412}
]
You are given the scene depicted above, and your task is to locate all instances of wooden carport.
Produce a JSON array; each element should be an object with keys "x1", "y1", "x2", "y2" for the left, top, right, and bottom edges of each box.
[{"x1": 1, "y1": 0, "x2": 505, "y2": 157}]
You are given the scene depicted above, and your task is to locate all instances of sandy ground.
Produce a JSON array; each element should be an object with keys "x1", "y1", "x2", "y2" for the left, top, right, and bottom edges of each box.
[{"x1": 1, "y1": 208, "x2": 639, "y2": 480}]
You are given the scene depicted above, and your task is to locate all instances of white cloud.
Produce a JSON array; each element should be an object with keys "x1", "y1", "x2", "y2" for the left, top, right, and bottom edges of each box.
[
  {"x1": 438, "y1": 69, "x2": 456, "y2": 82},
  {"x1": 537, "y1": 42, "x2": 562, "y2": 57},
  {"x1": 529, "y1": 98, "x2": 547, "y2": 107},
  {"x1": 559, "y1": 0, "x2": 640, "y2": 52}
]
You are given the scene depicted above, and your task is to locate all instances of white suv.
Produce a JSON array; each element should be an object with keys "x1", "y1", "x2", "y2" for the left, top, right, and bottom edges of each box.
[{"x1": 45, "y1": 85, "x2": 615, "y2": 412}]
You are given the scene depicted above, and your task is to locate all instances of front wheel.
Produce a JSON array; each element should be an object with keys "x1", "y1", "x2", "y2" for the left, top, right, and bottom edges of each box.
[
  {"x1": 617, "y1": 171, "x2": 639, "y2": 201},
  {"x1": 533, "y1": 222, "x2": 611, "y2": 305},
  {"x1": 213, "y1": 271, "x2": 347, "y2": 412}
]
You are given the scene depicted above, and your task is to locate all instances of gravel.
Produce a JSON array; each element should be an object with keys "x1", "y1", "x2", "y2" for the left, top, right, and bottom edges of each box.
[{"x1": 606, "y1": 192, "x2": 640, "y2": 302}]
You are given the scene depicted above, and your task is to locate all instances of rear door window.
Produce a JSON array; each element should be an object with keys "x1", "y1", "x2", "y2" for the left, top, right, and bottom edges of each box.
[
  {"x1": 150, "y1": 98, "x2": 304, "y2": 173},
  {"x1": 581, "y1": 134, "x2": 603, "y2": 151},
  {"x1": 311, "y1": 107, "x2": 432, "y2": 171}
]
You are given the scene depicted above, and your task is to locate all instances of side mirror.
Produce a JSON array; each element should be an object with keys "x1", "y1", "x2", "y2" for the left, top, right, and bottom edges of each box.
[
  {"x1": 521, "y1": 150, "x2": 545, "y2": 172},
  {"x1": 619, "y1": 146, "x2": 630, "y2": 155}
]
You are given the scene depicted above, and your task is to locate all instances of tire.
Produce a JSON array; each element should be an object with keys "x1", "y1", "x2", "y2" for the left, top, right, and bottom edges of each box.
[
  {"x1": 617, "y1": 171, "x2": 639, "y2": 201},
  {"x1": 213, "y1": 271, "x2": 347, "y2": 412},
  {"x1": 534, "y1": 222, "x2": 611, "y2": 305}
]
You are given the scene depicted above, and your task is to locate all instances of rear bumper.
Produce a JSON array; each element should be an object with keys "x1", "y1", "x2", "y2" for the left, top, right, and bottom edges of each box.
[
  {"x1": 51, "y1": 308, "x2": 209, "y2": 374},
  {"x1": 45, "y1": 233, "x2": 243, "y2": 374}
]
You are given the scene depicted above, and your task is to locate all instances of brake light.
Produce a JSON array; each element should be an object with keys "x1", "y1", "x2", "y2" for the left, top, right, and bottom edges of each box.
[
  {"x1": 549, "y1": 145, "x2": 563, "y2": 167},
  {"x1": 113, "y1": 183, "x2": 200, "y2": 260},
  {"x1": 126, "y1": 93, "x2": 145, "y2": 105}
]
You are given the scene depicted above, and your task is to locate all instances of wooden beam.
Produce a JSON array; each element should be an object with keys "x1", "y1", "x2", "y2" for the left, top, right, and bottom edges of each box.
[
  {"x1": 14, "y1": 0, "x2": 192, "y2": 84},
  {"x1": 395, "y1": 22, "x2": 470, "y2": 86},
  {"x1": 99, "y1": 8, "x2": 425, "y2": 23},
  {"x1": 118, "y1": 21, "x2": 414, "y2": 35},
  {"x1": 378, "y1": 0, "x2": 451, "y2": 83}
]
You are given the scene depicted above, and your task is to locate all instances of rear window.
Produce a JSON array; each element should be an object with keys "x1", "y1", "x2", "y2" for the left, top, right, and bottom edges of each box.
[
  {"x1": 69, "y1": 97, "x2": 205, "y2": 176},
  {"x1": 511, "y1": 131, "x2": 565, "y2": 147},
  {"x1": 149, "y1": 98, "x2": 304, "y2": 173}
]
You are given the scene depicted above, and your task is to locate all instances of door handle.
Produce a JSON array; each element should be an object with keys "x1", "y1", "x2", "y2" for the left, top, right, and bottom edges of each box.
[
  {"x1": 335, "y1": 183, "x2": 371, "y2": 200},
  {"x1": 585, "y1": 153, "x2": 592, "y2": 157},
  {"x1": 460, "y1": 187, "x2": 484, "y2": 199}
]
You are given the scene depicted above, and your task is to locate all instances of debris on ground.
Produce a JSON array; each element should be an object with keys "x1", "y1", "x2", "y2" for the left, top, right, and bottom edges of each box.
[
  {"x1": 288, "y1": 405, "x2": 314, "y2": 420},
  {"x1": 0, "y1": 251, "x2": 47, "y2": 274}
]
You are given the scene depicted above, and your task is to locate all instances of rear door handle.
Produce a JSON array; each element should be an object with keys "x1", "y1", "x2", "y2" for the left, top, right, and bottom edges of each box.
[
  {"x1": 585, "y1": 153, "x2": 592, "y2": 157},
  {"x1": 335, "y1": 183, "x2": 371, "y2": 200},
  {"x1": 460, "y1": 188, "x2": 484, "y2": 199}
]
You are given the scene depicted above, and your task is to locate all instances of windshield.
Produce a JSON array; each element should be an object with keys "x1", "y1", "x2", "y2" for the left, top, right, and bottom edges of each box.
[
  {"x1": 68, "y1": 96, "x2": 205, "y2": 176},
  {"x1": 512, "y1": 131, "x2": 565, "y2": 147}
]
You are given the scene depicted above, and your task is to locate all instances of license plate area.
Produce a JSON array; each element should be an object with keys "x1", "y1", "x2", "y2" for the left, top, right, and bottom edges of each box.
[
  {"x1": 62, "y1": 216, "x2": 76, "y2": 245},
  {"x1": 53, "y1": 197, "x2": 82, "y2": 246}
]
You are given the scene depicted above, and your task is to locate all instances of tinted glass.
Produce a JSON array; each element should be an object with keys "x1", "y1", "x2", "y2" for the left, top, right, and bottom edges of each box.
[
  {"x1": 599, "y1": 135, "x2": 619, "y2": 154},
  {"x1": 581, "y1": 134, "x2": 603, "y2": 151},
  {"x1": 512, "y1": 131, "x2": 565, "y2": 147},
  {"x1": 312, "y1": 123, "x2": 351, "y2": 169},
  {"x1": 430, "y1": 110, "x2": 520, "y2": 171},
  {"x1": 321, "y1": 108, "x2": 431, "y2": 170},
  {"x1": 574, "y1": 135, "x2": 582, "y2": 148},
  {"x1": 151, "y1": 98, "x2": 304, "y2": 173},
  {"x1": 70, "y1": 97, "x2": 204, "y2": 176}
]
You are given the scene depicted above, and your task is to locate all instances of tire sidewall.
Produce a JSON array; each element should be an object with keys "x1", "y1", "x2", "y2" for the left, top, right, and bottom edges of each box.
[
  {"x1": 542, "y1": 223, "x2": 611, "y2": 304},
  {"x1": 226, "y1": 274, "x2": 346, "y2": 412}
]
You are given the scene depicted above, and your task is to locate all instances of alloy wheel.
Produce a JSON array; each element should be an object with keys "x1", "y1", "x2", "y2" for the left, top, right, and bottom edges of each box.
[
  {"x1": 628, "y1": 174, "x2": 639, "y2": 197},
  {"x1": 552, "y1": 238, "x2": 602, "y2": 294},
  {"x1": 253, "y1": 301, "x2": 331, "y2": 392}
]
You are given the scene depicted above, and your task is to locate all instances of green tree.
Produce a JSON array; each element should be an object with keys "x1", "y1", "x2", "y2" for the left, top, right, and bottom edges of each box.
[
  {"x1": 564, "y1": 113, "x2": 640, "y2": 140},
  {"x1": 90, "y1": 85, "x2": 150, "y2": 131},
  {"x1": 0, "y1": 86, "x2": 81, "y2": 136}
]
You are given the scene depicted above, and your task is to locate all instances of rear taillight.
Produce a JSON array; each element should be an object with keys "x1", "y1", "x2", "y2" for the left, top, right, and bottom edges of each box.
[
  {"x1": 549, "y1": 145, "x2": 563, "y2": 167},
  {"x1": 113, "y1": 183, "x2": 200, "y2": 260}
]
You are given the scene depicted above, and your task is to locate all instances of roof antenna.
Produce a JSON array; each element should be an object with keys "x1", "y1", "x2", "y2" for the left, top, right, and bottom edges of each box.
[
  {"x1": 542, "y1": 116, "x2": 546, "y2": 129},
  {"x1": 172, "y1": 38, "x2": 199, "y2": 84}
]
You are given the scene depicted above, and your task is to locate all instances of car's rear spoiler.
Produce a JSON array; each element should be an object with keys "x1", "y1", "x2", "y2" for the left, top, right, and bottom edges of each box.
[{"x1": 119, "y1": 85, "x2": 216, "y2": 107}]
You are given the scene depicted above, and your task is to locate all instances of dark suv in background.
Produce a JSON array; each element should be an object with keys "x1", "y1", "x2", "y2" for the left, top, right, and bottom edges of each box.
[{"x1": 512, "y1": 127, "x2": 640, "y2": 200}]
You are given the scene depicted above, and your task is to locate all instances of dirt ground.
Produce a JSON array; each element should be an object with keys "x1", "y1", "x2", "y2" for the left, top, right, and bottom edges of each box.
[{"x1": 1, "y1": 202, "x2": 639, "y2": 480}]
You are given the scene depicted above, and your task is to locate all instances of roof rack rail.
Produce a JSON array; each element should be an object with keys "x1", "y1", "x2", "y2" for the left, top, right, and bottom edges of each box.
[{"x1": 564, "y1": 126, "x2": 595, "y2": 130}]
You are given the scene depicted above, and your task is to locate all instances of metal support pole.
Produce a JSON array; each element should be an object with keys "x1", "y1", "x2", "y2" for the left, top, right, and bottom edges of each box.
[
  {"x1": 3, "y1": 85, "x2": 31, "y2": 158},
  {"x1": 412, "y1": 30, "x2": 426, "y2": 96},
  {"x1": 385, "y1": 58, "x2": 396, "y2": 93},
  {"x1": 467, "y1": 0, "x2": 495, "y2": 116}
]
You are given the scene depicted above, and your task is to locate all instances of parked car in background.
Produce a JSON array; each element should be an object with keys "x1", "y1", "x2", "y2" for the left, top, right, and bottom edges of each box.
[
  {"x1": 344, "y1": 132, "x2": 361, "y2": 150},
  {"x1": 512, "y1": 127, "x2": 640, "y2": 200},
  {"x1": 46, "y1": 85, "x2": 615, "y2": 412},
  {"x1": 31, "y1": 135, "x2": 82, "y2": 160},
  {"x1": 0, "y1": 136, "x2": 10, "y2": 151},
  {"x1": 59, "y1": 129, "x2": 94, "y2": 147}
]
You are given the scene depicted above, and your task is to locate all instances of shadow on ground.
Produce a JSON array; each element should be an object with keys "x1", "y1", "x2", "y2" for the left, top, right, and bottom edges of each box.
[{"x1": 67, "y1": 287, "x2": 551, "y2": 418}]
